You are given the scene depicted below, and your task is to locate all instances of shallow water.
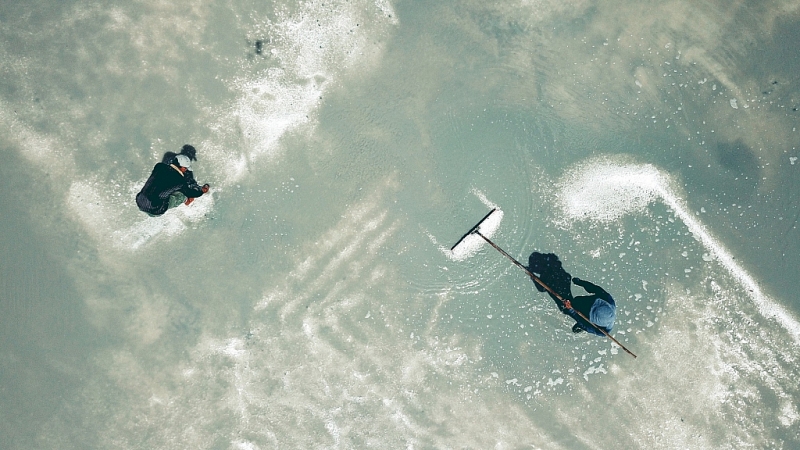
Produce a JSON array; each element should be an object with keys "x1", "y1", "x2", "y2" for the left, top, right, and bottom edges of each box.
[{"x1": 2, "y1": 0, "x2": 799, "y2": 448}]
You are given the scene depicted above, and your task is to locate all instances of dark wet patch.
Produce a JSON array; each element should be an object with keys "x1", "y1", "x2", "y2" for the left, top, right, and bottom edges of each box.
[
  {"x1": 247, "y1": 37, "x2": 274, "y2": 60},
  {"x1": 469, "y1": 8, "x2": 530, "y2": 49},
  {"x1": 713, "y1": 139, "x2": 759, "y2": 179}
]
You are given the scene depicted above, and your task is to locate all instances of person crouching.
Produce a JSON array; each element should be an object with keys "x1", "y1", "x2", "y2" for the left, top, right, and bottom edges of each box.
[{"x1": 136, "y1": 145, "x2": 210, "y2": 217}]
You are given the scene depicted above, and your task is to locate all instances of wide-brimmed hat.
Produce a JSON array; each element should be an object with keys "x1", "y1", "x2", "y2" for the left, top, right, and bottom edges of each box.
[{"x1": 590, "y1": 299, "x2": 616, "y2": 330}]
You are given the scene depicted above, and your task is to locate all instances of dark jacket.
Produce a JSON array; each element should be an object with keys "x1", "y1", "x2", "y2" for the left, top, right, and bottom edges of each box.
[
  {"x1": 136, "y1": 163, "x2": 205, "y2": 216},
  {"x1": 566, "y1": 278, "x2": 616, "y2": 337}
]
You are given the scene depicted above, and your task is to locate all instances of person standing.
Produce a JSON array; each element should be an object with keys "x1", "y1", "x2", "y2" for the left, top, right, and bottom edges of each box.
[{"x1": 527, "y1": 252, "x2": 616, "y2": 336}]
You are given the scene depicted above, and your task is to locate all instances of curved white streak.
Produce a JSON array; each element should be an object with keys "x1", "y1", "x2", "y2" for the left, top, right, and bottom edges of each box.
[
  {"x1": 660, "y1": 191, "x2": 800, "y2": 343},
  {"x1": 559, "y1": 156, "x2": 800, "y2": 343},
  {"x1": 471, "y1": 187, "x2": 499, "y2": 210}
]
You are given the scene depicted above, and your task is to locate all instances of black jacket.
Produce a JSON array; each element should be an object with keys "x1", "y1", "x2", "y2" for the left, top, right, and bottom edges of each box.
[{"x1": 136, "y1": 163, "x2": 205, "y2": 216}]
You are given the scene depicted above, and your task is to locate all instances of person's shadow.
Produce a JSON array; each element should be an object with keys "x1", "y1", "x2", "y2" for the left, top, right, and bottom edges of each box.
[{"x1": 527, "y1": 252, "x2": 574, "y2": 310}]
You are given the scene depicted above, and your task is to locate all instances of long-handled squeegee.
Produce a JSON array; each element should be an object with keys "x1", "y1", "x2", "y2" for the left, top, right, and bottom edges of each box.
[{"x1": 451, "y1": 208, "x2": 637, "y2": 358}]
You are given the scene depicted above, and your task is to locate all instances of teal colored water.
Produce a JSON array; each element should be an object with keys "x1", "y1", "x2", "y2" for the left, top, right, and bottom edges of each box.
[{"x1": 2, "y1": 0, "x2": 799, "y2": 448}]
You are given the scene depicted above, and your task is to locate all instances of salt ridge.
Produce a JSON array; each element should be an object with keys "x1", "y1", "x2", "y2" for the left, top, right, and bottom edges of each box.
[{"x1": 558, "y1": 156, "x2": 800, "y2": 343}]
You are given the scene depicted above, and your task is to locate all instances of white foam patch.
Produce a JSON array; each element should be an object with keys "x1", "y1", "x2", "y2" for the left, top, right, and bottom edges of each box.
[
  {"x1": 228, "y1": 70, "x2": 324, "y2": 167},
  {"x1": 448, "y1": 209, "x2": 504, "y2": 262},
  {"x1": 438, "y1": 189, "x2": 505, "y2": 261},
  {"x1": 206, "y1": 0, "x2": 398, "y2": 181},
  {"x1": 557, "y1": 159, "x2": 668, "y2": 223},
  {"x1": 558, "y1": 155, "x2": 800, "y2": 343}
]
